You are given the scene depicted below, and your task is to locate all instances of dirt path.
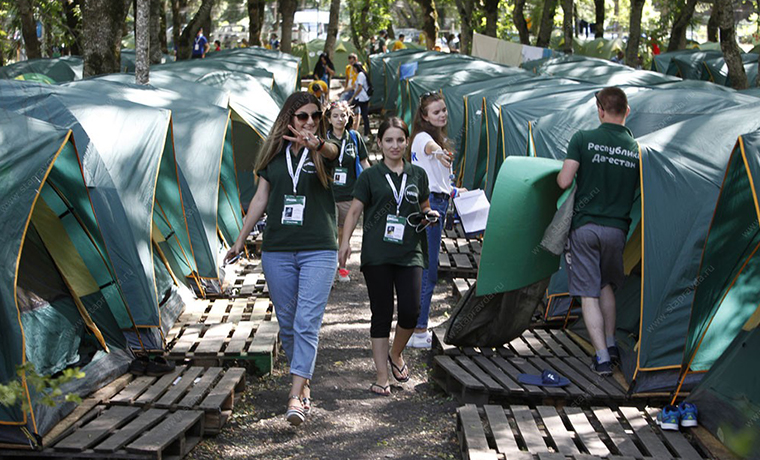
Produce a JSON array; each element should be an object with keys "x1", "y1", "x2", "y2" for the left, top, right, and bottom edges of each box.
[{"x1": 188, "y1": 230, "x2": 460, "y2": 460}]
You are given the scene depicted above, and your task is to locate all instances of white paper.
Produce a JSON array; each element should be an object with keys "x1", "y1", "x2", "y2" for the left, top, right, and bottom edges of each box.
[{"x1": 453, "y1": 189, "x2": 490, "y2": 233}]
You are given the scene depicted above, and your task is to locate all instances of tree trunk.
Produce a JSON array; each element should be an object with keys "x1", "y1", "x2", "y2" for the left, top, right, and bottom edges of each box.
[
  {"x1": 247, "y1": 0, "x2": 265, "y2": 46},
  {"x1": 17, "y1": 0, "x2": 42, "y2": 59},
  {"x1": 455, "y1": 0, "x2": 475, "y2": 54},
  {"x1": 324, "y1": 0, "x2": 340, "y2": 59},
  {"x1": 561, "y1": 0, "x2": 573, "y2": 53},
  {"x1": 81, "y1": 0, "x2": 130, "y2": 76},
  {"x1": 513, "y1": 0, "x2": 530, "y2": 44},
  {"x1": 626, "y1": 0, "x2": 645, "y2": 67},
  {"x1": 484, "y1": 0, "x2": 499, "y2": 37},
  {"x1": 64, "y1": 0, "x2": 82, "y2": 55},
  {"x1": 707, "y1": 1, "x2": 719, "y2": 42},
  {"x1": 717, "y1": 0, "x2": 748, "y2": 89},
  {"x1": 536, "y1": 0, "x2": 557, "y2": 47},
  {"x1": 177, "y1": 0, "x2": 214, "y2": 59},
  {"x1": 666, "y1": 0, "x2": 698, "y2": 51},
  {"x1": 594, "y1": 0, "x2": 604, "y2": 38},
  {"x1": 136, "y1": 0, "x2": 150, "y2": 83},
  {"x1": 171, "y1": 0, "x2": 181, "y2": 52},
  {"x1": 279, "y1": 0, "x2": 297, "y2": 53},
  {"x1": 159, "y1": 0, "x2": 168, "y2": 53},
  {"x1": 43, "y1": 14, "x2": 53, "y2": 57},
  {"x1": 416, "y1": 0, "x2": 439, "y2": 50},
  {"x1": 149, "y1": 0, "x2": 163, "y2": 63}
]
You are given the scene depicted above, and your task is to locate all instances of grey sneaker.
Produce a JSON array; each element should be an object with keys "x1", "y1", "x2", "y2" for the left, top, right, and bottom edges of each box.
[{"x1": 590, "y1": 356, "x2": 613, "y2": 376}]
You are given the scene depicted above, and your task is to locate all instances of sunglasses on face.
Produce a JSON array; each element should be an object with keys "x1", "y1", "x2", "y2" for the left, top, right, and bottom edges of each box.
[{"x1": 294, "y1": 111, "x2": 323, "y2": 122}]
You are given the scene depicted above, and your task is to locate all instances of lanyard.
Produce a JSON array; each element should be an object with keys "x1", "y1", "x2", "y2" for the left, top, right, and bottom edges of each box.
[
  {"x1": 286, "y1": 143, "x2": 309, "y2": 195},
  {"x1": 330, "y1": 131, "x2": 348, "y2": 165},
  {"x1": 385, "y1": 173, "x2": 407, "y2": 216}
]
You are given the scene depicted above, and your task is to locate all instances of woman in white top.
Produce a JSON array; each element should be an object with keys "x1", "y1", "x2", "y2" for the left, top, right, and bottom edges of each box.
[
  {"x1": 348, "y1": 62, "x2": 371, "y2": 137},
  {"x1": 407, "y1": 91, "x2": 465, "y2": 348}
]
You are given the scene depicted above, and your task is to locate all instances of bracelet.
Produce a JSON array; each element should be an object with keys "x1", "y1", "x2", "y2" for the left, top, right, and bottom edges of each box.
[{"x1": 317, "y1": 138, "x2": 326, "y2": 152}]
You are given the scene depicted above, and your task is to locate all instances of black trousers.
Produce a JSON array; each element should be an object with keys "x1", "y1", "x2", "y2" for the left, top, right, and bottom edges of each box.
[
  {"x1": 355, "y1": 100, "x2": 370, "y2": 136},
  {"x1": 363, "y1": 264, "x2": 422, "y2": 338}
]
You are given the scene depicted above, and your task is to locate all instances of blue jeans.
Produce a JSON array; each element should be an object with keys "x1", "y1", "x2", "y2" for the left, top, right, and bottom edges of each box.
[
  {"x1": 418, "y1": 193, "x2": 449, "y2": 329},
  {"x1": 261, "y1": 250, "x2": 337, "y2": 379}
]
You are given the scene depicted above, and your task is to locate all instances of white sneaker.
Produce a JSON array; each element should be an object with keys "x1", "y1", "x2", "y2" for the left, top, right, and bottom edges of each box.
[
  {"x1": 407, "y1": 331, "x2": 432, "y2": 348},
  {"x1": 337, "y1": 268, "x2": 350, "y2": 283}
]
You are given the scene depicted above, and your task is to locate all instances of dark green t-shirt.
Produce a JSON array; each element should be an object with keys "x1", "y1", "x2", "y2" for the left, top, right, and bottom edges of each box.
[
  {"x1": 352, "y1": 160, "x2": 430, "y2": 268},
  {"x1": 566, "y1": 123, "x2": 640, "y2": 232},
  {"x1": 258, "y1": 141, "x2": 340, "y2": 252},
  {"x1": 328, "y1": 129, "x2": 369, "y2": 202}
]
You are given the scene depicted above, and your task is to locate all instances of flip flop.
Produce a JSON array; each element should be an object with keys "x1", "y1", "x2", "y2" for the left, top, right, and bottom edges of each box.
[
  {"x1": 388, "y1": 354, "x2": 410, "y2": 382},
  {"x1": 369, "y1": 383, "x2": 391, "y2": 396}
]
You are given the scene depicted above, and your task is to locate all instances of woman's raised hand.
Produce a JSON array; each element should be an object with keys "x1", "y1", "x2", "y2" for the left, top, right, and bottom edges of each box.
[
  {"x1": 284, "y1": 125, "x2": 321, "y2": 151},
  {"x1": 436, "y1": 150, "x2": 453, "y2": 168}
]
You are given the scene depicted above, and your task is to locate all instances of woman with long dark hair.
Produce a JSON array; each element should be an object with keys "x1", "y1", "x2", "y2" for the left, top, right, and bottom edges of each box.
[
  {"x1": 407, "y1": 92, "x2": 465, "y2": 348},
  {"x1": 313, "y1": 52, "x2": 336, "y2": 88},
  {"x1": 226, "y1": 92, "x2": 339, "y2": 426},
  {"x1": 339, "y1": 117, "x2": 439, "y2": 395},
  {"x1": 347, "y1": 62, "x2": 371, "y2": 137}
]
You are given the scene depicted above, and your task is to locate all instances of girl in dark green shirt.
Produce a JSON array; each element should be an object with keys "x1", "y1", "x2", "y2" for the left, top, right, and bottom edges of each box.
[
  {"x1": 225, "y1": 92, "x2": 339, "y2": 426},
  {"x1": 339, "y1": 117, "x2": 439, "y2": 396}
]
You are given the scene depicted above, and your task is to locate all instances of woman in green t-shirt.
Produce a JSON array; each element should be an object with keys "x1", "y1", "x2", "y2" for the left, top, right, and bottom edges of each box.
[
  {"x1": 325, "y1": 100, "x2": 371, "y2": 283},
  {"x1": 226, "y1": 92, "x2": 339, "y2": 426},
  {"x1": 339, "y1": 117, "x2": 440, "y2": 396}
]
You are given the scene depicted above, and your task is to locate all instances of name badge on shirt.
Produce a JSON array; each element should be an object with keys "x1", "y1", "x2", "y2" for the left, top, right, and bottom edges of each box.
[
  {"x1": 334, "y1": 167, "x2": 348, "y2": 186},
  {"x1": 282, "y1": 195, "x2": 306, "y2": 226},
  {"x1": 383, "y1": 214, "x2": 406, "y2": 244},
  {"x1": 194, "y1": 44, "x2": 200, "y2": 51}
]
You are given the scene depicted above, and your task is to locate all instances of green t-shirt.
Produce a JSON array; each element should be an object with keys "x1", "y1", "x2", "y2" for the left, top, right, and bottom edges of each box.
[
  {"x1": 328, "y1": 129, "x2": 369, "y2": 202},
  {"x1": 352, "y1": 160, "x2": 430, "y2": 268},
  {"x1": 258, "y1": 141, "x2": 340, "y2": 252},
  {"x1": 566, "y1": 123, "x2": 640, "y2": 232}
]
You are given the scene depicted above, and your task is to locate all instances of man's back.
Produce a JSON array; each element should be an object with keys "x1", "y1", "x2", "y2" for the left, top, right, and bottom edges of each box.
[{"x1": 566, "y1": 123, "x2": 639, "y2": 232}]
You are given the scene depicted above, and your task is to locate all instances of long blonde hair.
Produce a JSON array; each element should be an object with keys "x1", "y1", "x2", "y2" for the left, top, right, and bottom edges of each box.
[
  {"x1": 256, "y1": 91, "x2": 331, "y2": 188},
  {"x1": 408, "y1": 91, "x2": 451, "y2": 160}
]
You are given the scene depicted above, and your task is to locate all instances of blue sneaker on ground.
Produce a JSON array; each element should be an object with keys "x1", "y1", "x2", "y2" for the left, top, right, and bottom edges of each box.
[
  {"x1": 678, "y1": 402, "x2": 698, "y2": 427},
  {"x1": 590, "y1": 356, "x2": 613, "y2": 376},
  {"x1": 608, "y1": 345, "x2": 621, "y2": 366},
  {"x1": 657, "y1": 405, "x2": 681, "y2": 431}
]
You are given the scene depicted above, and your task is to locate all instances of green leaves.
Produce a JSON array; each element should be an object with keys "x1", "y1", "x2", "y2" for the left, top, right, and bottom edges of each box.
[{"x1": 0, "y1": 363, "x2": 85, "y2": 413}]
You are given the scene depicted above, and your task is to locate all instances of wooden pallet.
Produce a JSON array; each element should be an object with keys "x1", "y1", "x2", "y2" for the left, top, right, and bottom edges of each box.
[
  {"x1": 439, "y1": 238, "x2": 481, "y2": 276},
  {"x1": 225, "y1": 262, "x2": 268, "y2": 298},
  {"x1": 0, "y1": 406, "x2": 204, "y2": 460},
  {"x1": 444, "y1": 222, "x2": 482, "y2": 239},
  {"x1": 244, "y1": 232, "x2": 263, "y2": 256},
  {"x1": 457, "y1": 404, "x2": 710, "y2": 460},
  {"x1": 167, "y1": 317, "x2": 279, "y2": 375},
  {"x1": 452, "y1": 277, "x2": 478, "y2": 299},
  {"x1": 431, "y1": 328, "x2": 629, "y2": 405},
  {"x1": 166, "y1": 296, "x2": 273, "y2": 343},
  {"x1": 107, "y1": 366, "x2": 246, "y2": 435}
]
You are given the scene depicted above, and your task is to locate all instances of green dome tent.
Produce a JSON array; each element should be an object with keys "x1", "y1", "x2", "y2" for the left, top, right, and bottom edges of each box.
[
  {"x1": 0, "y1": 108, "x2": 135, "y2": 445},
  {"x1": 0, "y1": 56, "x2": 82, "y2": 83},
  {"x1": 293, "y1": 38, "x2": 362, "y2": 79},
  {"x1": 702, "y1": 53, "x2": 760, "y2": 87},
  {"x1": 13, "y1": 73, "x2": 55, "y2": 84},
  {"x1": 368, "y1": 49, "x2": 427, "y2": 111},
  {"x1": 576, "y1": 37, "x2": 625, "y2": 60},
  {"x1": 670, "y1": 50, "x2": 723, "y2": 80}
]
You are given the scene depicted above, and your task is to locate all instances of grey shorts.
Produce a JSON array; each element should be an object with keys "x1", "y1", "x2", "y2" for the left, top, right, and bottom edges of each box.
[{"x1": 566, "y1": 223, "x2": 626, "y2": 298}]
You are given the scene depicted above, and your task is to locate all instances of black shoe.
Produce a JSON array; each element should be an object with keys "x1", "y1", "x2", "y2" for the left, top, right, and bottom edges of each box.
[
  {"x1": 128, "y1": 355, "x2": 149, "y2": 376},
  {"x1": 608, "y1": 345, "x2": 621, "y2": 367},
  {"x1": 145, "y1": 356, "x2": 176, "y2": 376},
  {"x1": 591, "y1": 356, "x2": 613, "y2": 376}
]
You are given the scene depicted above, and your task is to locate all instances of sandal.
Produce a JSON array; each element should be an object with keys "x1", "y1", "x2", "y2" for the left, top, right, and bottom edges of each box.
[
  {"x1": 388, "y1": 354, "x2": 410, "y2": 383},
  {"x1": 369, "y1": 383, "x2": 391, "y2": 396},
  {"x1": 301, "y1": 382, "x2": 311, "y2": 415},
  {"x1": 285, "y1": 395, "x2": 305, "y2": 426}
]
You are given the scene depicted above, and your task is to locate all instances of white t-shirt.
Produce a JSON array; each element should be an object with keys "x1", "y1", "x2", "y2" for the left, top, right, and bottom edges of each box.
[
  {"x1": 354, "y1": 72, "x2": 370, "y2": 102},
  {"x1": 410, "y1": 131, "x2": 451, "y2": 194}
]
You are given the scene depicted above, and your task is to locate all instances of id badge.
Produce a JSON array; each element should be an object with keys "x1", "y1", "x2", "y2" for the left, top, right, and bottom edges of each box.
[
  {"x1": 282, "y1": 195, "x2": 306, "y2": 226},
  {"x1": 194, "y1": 44, "x2": 200, "y2": 51},
  {"x1": 334, "y1": 167, "x2": 348, "y2": 186},
  {"x1": 383, "y1": 215, "x2": 406, "y2": 244}
]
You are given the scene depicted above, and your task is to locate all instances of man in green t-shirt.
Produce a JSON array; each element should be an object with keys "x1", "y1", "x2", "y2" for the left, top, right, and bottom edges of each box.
[{"x1": 557, "y1": 86, "x2": 640, "y2": 377}]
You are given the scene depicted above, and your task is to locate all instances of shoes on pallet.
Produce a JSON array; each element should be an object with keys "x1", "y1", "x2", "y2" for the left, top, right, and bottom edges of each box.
[
  {"x1": 657, "y1": 405, "x2": 681, "y2": 431},
  {"x1": 678, "y1": 402, "x2": 698, "y2": 427},
  {"x1": 608, "y1": 345, "x2": 621, "y2": 367},
  {"x1": 145, "y1": 356, "x2": 176, "y2": 376},
  {"x1": 128, "y1": 355, "x2": 150, "y2": 376},
  {"x1": 590, "y1": 356, "x2": 613, "y2": 377}
]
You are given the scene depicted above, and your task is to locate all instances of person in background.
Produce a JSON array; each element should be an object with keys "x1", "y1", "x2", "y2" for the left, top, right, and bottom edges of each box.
[
  {"x1": 225, "y1": 92, "x2": 340, "y2": 426},
  {"x1": 308, "y1": 80, "x2": 329, "y2": 106},
  {"x1": 324, "y1": 101, "x2": 371, "y2": 283},
  {"x1": 339, "y1": 117, "x2": 438, "y2": 396},
  {"x1": 340, "y1": 53, "x2": 359, "y2": 102},
  {"x1": 447, "y1": 34, "x2": 459, "y2": 53},
  {"x1": 408, "y1": 92, "x2": 465, "y2": 348},
  {"x1": 240, "y1": 38, "x2": 249, "y2": 48},
  {"x1": 611, "y1": 50, "x2": 625, "y2": 64},
  {"x1": 391, "y1": 34, "x2": 407, "y2": 51},
  {"x1": 313, "y1": 52, "x2": 336, "y2": 89},
  {"x1": 347, "y1": 62, "x2": 371, "y2": 139},
  {"x1": 556, "y1": 87, "x2": 639, "y2": 377},
  {"x1": 214, "y1": 40, "x2": 221, "y2": 52},
  {"x1": 192, "y1": 27, "x2": 209, "y2": 59},
  {"x1": 375, "y1": 30, "x2": 388, "y2": 54},
  {"x1": 270, "y1": 33, "x2": 280, "y2": 50}
]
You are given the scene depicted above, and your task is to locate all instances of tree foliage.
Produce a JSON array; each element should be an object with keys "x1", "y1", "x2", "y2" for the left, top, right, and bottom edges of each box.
[
  {"x1": 0, "y1": 363, "x2": 84, "y2": 414},
  {"x1": 347, "y1": 0, "x2": 392, "y2": 53}
]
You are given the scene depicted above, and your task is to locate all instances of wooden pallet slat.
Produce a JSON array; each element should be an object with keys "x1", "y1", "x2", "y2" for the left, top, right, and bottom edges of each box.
[
  {"x1": 472, "y1": 356, "x2": 525, "y2": 394},
  {"x1": 563, "y1": 407, "x2": 611, "y2": 457},
  {"x1": 110, "y1": 376, "x2": 157, "y2": 405},
  {"x1": 126, "y1": 410, "x2": 204, "y2": 459},
  {"x1": 154, "y1": 367, "x2": 204, "y2": 408},
  {"x1": 177, "y1": 367, "x2": 224, "y2": 409},
  {"x1": 194, "y1": 323, "x2": 234, "y2": 356},
  {"x1": 645, "y1": 408, "x2": 704, "y2": 460},
  {"x1": 133, "y1": 366, "x2": 186, "y2": 406},
  {"x1": 457, "y1": 405, "x2": 500, "y2": 460},
  {"x1": 511, "y1": 405, "x2": 547, "y2": 452},
  {"x1": 592, "y1": 407, "x2": 643, "y2": 458},
  {"x1": 536, "y1": 406, "x2": 580, "y2": 455},
  {"x1": 454, "y1": 356, "x2": 505, "y2": 394},
  {"x1": 93, "y1": 408, "x2": 168, "y2": 454},
  {"x1": 225, "y1": 321, "x2": 255, "y2": 354},
  {"x1": 619, "y1": 406, "x2": 673, "y2": 459},
  {"x1": 483, "y1": 405, "x2": 521, "y2": 455},
  {"x1": 54, "y1": 406, "x2": 140, "y2": 452}
]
